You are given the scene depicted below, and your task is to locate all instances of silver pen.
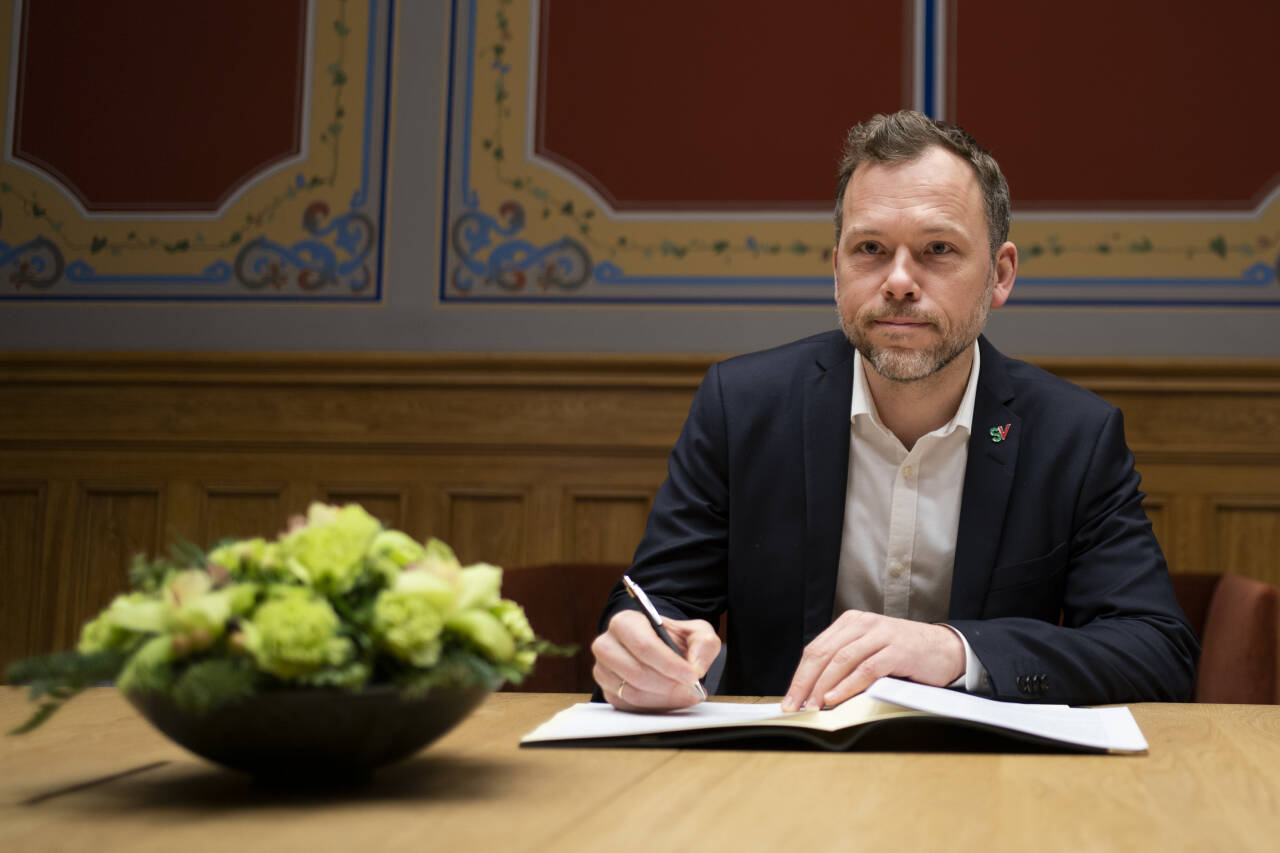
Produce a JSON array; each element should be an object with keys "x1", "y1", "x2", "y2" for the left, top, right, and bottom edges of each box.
[{"x1": 622, "y1": 574, "x2": 709, "y2": 701}]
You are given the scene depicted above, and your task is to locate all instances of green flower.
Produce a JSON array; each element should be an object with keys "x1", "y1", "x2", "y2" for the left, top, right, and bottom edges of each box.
[
  {"x1": 446, "y1": 609, "x2": 515, "y2": 663},
  {"x1": 240, "y1": 588, "x2": 354, "y2": 679},
  {"x1": 280, "y1": 503, "x2": 382, "y2": 594},
  {"x1": 456, "y1": 563, "x2": 503, "y2": 612},
  {"x1": 159, "y1": 570, "x2": 258, "y2": 655},
  {"x1": 77, "y1": 592, "x2": 166, "y2": 654},
  {"x1": 492, "y1": 599, "x2": 534, "y2": 645},
  {"x1": 367, "y1": 529, "x2": 425, "y2": 585},
  {"x1": 373, "y1": 588, "x2": 445, "y2": 667},
  {"x1": 78, "y1": 608, "x2": 142, "y2": 654},
  {"x1": 117, "y1": 635, "x2": 176, "y2": 694},
  {"x1": 208, "y1": 537, "x2": 285, "y2": 580},
  {"x1": 420, "y1": 537, "x2": 462, "y2": 579}
]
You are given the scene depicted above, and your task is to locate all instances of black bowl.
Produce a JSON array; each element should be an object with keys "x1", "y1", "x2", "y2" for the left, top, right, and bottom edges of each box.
[{"x1": 127, "y1": 684, "x2": 490, "y2": 781}]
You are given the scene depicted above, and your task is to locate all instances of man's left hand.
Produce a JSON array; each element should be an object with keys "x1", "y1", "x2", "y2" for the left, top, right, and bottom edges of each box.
[{"x1": 781, "y1": 610, "x2": 965, "y2": 712}]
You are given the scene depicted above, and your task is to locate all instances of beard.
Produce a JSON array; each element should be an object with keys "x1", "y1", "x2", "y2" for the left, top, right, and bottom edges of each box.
[{"x1": 838, "y1": 278, "x2": 993, "y2": 384}]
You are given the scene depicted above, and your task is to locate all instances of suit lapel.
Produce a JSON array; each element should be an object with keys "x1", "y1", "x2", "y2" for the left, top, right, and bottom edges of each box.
[
  {"x1": 801, "y1": 335, "x2": 854, "y2": 644},
  {"x1": 949, "y1": 336, "x2": 1020, "y2": 620}
]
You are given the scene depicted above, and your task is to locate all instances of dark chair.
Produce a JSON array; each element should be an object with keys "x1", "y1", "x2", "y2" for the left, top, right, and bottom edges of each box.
[
  {"x1": 499, "y1": 563, "x2": 628, "y2": 692},
  {"x1": 1171, "y1": 572, "x2": 1280, "y2": 704}
]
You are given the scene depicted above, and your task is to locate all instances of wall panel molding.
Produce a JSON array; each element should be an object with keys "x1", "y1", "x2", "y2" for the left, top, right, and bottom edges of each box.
[{"x1": 3, "y1": 350, "x2": 1279, "y2": 667}]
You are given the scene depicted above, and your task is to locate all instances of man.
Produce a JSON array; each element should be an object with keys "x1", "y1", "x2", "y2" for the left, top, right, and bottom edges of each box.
[{"x1": 591, "y1": 110, "x2": 1198, "y2": 712}]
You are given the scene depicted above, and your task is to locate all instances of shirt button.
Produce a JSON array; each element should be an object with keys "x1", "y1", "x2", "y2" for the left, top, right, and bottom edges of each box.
[
  {"x1": 901, "y1": 465, "x2": 915, "y2": 481},
  {"x1": 888, "y1": 560, "x2": 904, "y2": 579}
]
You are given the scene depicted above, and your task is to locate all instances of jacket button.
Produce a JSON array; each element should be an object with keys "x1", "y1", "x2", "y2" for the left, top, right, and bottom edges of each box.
[{"x1": 1016, "y1": 675, "x2": 1027, "y2": 692}]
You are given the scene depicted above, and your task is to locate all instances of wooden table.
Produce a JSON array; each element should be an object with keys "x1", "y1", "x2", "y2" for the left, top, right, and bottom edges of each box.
[{"x1": 3, "y1": 688, "x2": 1279, "y2": 852}]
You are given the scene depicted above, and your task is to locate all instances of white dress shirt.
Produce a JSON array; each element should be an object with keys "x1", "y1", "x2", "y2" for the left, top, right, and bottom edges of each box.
[{"x1": 833, "y1": 341, "x2": 987, "y2": 691}]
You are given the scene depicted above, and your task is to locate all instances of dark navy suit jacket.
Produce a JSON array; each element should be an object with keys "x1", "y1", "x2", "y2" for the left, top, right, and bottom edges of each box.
[{"x1": 602, "y1": 331, "x2": 1198, "y2": 704}]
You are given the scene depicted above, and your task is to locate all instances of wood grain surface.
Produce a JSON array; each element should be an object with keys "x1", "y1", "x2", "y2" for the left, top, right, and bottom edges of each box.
[{"x1": 2, "y1": 689, "x2": 1279, "y2": 852}]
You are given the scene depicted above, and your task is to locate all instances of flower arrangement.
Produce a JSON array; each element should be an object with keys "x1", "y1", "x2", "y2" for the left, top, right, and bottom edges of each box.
[{"x1": 7, "y1": 503, "x2": 558, "y2": 734}]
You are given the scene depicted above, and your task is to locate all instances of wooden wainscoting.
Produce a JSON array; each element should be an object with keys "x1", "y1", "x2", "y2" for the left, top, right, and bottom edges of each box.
[{"x1": 2, "y1": 351, "x2": 1280, "y2": 670}]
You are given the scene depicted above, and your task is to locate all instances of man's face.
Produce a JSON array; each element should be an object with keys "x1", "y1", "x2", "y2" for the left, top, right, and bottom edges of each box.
[{"x1": 833, "y1": 146, "x2": 1015, "y2": 383}]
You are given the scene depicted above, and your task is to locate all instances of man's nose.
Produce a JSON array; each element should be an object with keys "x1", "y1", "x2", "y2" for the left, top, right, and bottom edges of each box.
[{"x1": 880, "y1": 246, "x2": 920, "y2": 301}]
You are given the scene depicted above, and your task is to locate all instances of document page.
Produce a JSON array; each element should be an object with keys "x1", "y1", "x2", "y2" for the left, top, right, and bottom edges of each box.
[
  {"x1": 520, "y1": 677, "x2": 1148, "y2": 753},
  {"x1": 522, "y1": 700, "x2": 787, "y2": 743},
  {"x1": 865, "y1": 678, "x2": 1148, "y2": 753}
]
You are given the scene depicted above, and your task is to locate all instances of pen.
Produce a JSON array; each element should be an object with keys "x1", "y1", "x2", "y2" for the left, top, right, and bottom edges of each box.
[{"x1": 622, "y1": 574, "x2": 709, "y2": 701}]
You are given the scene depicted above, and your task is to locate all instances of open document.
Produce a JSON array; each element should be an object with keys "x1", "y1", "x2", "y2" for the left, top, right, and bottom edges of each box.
[{"x1": 520, "y1": 677, "x2": 1148, "y2": 754}]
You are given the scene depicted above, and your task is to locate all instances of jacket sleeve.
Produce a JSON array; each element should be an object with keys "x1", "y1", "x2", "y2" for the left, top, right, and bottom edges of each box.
[
  {"x1": 950, "y1": 407, "x2": 1200, "y2": 704},
  {"x1": 598, "y1": 363, "x2": 731, "y2": 632}
]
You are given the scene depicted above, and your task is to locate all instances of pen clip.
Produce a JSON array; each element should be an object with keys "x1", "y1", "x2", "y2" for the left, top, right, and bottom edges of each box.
[{"x1": 622, "y1": 574, "x2": 664, "y2": 627}]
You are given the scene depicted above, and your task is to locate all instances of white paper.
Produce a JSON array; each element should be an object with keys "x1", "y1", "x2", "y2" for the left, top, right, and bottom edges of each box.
[
  {"x1": 521, "y1": 677, "x2": 1149, "y2": 754},
  {"x1": 864, "y1": 677, "x2": 1149, "y2": 753}
]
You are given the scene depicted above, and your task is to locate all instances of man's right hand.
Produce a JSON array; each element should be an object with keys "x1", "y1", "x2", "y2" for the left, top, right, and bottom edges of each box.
[{"x1": 591, "y1": 610, "x2": 721, "y2": 711}]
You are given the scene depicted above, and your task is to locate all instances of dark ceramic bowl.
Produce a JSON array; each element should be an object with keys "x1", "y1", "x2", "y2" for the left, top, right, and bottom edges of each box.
[{"x1": 127, "y1": 684, "x2": 490, "y2": 781}]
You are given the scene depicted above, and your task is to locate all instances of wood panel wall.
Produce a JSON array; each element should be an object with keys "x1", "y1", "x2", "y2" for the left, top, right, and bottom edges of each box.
[{"x1": 3, "y1": 351, "x2": 1279, "y2": 671}]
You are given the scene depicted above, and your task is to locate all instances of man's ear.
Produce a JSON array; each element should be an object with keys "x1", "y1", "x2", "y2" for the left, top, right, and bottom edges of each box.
[
  {"x1": 989, "y1": 241, "x2": 1018, "y2": 309},
  {"x1": 831, "y1": 243, "x2": 840, "y2": 300}
]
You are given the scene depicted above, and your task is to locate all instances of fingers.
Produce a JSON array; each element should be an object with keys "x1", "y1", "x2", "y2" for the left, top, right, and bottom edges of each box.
[
  {"x1": 591, "y1": 611, "x2": 712, "y2": 711},
  {"x1": 666, "y1": 618, "x2": 722, "y2": 675},
  {"x1": 782, "y1": 612, "x2": 877, "y2": 712},
  {"x1": 781, "y1": 613, "x2": 965, "y2": 712}
]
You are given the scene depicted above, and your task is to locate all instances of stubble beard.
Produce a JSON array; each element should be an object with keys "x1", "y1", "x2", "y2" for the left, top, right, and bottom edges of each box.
[{"x1": 838, "y1": 277, "x2": 994, "y2": 384}]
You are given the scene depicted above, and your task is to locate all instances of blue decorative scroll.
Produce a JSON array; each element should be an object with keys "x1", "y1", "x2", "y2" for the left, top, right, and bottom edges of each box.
[
  {"x1": 0, "y1": 236, "x2": 65, "y2": 290},
  {"x1": 234, "y1": 202, "x2": 376, "y2": 292},
  {"x1": 449, "y1": 201, "x2": 591, "y2": 293}
]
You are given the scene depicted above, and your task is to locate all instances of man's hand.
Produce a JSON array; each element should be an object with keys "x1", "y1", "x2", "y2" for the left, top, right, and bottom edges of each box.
[
  {"x1": 591, "y1": 610, "x2": 721, "y2": 711},
  {"x1": 781, "y1": 610, "x2": 964, "y2": 712}
]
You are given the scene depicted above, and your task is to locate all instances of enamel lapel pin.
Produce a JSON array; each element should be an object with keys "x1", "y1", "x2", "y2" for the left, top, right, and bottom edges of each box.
[{"x1": 989, "y1": 423, "x2": 1012, "y2": 443}]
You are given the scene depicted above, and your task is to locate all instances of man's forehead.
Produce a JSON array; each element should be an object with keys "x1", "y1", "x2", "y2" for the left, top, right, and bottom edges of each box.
[{"x1": 840, "y1": 147, "x2": 983, "y2": 217}]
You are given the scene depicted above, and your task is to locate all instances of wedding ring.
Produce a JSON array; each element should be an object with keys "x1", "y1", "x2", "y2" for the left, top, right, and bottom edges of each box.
[{"x1": 617, "y1": 679, "x2": 628, "y2": 702}]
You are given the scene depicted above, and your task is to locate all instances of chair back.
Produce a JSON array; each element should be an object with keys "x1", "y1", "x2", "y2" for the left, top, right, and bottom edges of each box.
[
  {"x1": 1171, "y1": 572, "x2": 1280, "y2": 704},
  {"x1": 499, "y1": 563, "x2": 628, "y2": 693}
]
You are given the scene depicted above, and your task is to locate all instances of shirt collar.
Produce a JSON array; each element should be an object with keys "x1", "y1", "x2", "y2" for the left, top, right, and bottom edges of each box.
[{"x1": 850, "y1": 340, "x2": 981, "y2": 439}]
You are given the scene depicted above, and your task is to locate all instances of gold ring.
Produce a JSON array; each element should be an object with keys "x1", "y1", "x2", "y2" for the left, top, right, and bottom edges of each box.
[{"x1": 617, "y1": 679, "x2": 627, "y2": 702}]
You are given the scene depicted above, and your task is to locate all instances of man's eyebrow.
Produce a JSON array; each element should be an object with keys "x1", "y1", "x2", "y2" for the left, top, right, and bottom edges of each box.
[{"x1": 842, "y1": 222, "x2": 966, "y2": 238}]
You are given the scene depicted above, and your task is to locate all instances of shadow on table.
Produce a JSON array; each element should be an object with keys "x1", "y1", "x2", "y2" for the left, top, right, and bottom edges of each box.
[{"x1": 24, "y1": 753, "x2": 528, "y2": 811}]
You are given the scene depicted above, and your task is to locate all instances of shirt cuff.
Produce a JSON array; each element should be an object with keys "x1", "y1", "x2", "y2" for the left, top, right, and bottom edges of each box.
[{"x1": 939, "y1": 623, "x2": 990, "y2": 694}]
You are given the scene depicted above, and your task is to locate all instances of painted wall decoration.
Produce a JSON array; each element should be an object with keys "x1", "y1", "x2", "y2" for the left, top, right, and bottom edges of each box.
[
  {"x1": 441, "y1": 0, "x2": 1279, "y2": 307},
  {"x1": 0, "y1": 0, "x2": 392, "y2": 302}
]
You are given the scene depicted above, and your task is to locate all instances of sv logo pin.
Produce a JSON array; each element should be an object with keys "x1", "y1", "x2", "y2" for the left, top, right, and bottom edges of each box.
[{"x1": 989, "y1": 423, "x2": 1012, "y2": 443}]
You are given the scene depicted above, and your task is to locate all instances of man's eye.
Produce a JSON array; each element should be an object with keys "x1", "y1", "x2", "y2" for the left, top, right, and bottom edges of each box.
[
  {"x1": 926, "y1": 242, "x2": 951, "y2": 254},
  {"x1": 859, "y1": 242, "x2": 883, "y2": 255}
]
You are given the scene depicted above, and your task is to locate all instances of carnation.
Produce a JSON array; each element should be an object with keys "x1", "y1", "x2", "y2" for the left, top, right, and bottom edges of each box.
[
  {"x1": 239, "y1": 589, "x2": 355, "y2": 680},
  {"x1": 374, "y1": 588, "x2": 445, "y2": 667}
]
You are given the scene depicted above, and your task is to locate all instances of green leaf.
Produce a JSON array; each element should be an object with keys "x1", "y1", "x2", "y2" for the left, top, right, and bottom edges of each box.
[
  {"x1": 8, "y1": 701, "x2": 61, "y2": 735},
  {"x1": 333, "y1": 19, "x2": 350, "y2": 36},
  {"x1": 91, "y1": 236, "x2": 108, "y2": 254},
  {"x1": 171, "y1": 658, "x2": 259, "y2": 715},
  {"x1": 1209, "y1": 235, "x2": 1227, "y2": 258},
  {"x1": 560, "y1": 201, "x2": 574, "y2": 215},
  {"x1": 712, "y1": 240, "x2": 730, "y2": 254}
]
